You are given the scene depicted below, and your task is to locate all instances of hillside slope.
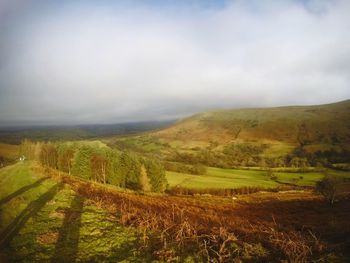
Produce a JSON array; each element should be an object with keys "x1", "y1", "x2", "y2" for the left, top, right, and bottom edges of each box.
[
  {"x1": 2, "y1": 162, "x2": 350, "y2": 262},
  {"x1": 0, "y1": 162, "x2": 149, "y2": 262},
  {"x1": 155, "y1": 100, "x2": 350, "y2": 147}
]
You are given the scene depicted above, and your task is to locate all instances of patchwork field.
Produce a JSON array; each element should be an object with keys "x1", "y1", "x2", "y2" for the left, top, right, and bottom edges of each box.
[{"x1": 166, "y1": 167, "x2": 350, "y2": 189}]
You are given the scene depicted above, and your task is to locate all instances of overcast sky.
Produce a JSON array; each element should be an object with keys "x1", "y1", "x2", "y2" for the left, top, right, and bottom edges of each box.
[{"x1": 0, "y1": 0, "x2": 349, "y2": 126}]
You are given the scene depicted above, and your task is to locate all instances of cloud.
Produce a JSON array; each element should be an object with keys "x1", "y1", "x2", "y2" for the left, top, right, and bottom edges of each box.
[{"x1": 0, "y1": 0, "x2": 349, "y2": 125}]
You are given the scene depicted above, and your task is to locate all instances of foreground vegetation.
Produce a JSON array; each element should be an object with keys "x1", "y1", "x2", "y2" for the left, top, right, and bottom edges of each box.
[
  {"x1": 0, "y1": 162, "x2": 149, "y2": 262},
  {"x1": 1, "y1": 161, "x2": 350, "y2": 262}
]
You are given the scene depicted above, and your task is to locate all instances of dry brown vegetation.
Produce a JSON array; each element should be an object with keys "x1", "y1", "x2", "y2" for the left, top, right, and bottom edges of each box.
[
  {"x1": 0, "y1": 143, "x2": 20, "y2": 167},
  {"x1": 34, "y1": 163, "x2": 350, "y2": 262}
]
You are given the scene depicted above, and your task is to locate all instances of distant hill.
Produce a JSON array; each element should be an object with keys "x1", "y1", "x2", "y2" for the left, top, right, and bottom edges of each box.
[
  {"x1": 155, "y1": 100, "x2": 350, "y2": 148},
  {"x1": 0, "y1": 120, "x2": 175, "y2": 144}
]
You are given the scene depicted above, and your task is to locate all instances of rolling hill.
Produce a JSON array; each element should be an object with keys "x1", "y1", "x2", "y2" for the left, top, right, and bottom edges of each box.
[
  {"x1": 155, "y1": 99, "x2": 350, "y2": 147},
  {"x1": 105, "y1": 100, "x2": 350, "y2": 167}
]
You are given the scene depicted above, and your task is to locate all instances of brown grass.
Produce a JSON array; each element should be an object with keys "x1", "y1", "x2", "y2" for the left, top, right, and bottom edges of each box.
[
  {"x1": 0, "y1": 143, "x2": 20, "y2": 161},
  {"x1": 34, "y1": 163, "x2": 350, "y2": 262},
  {"x1": 36, "y1": 231, "x2": 59, "y2": 245}
]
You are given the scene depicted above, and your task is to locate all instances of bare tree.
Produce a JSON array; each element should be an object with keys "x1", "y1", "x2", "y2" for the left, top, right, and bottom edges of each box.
[
  {"x1": 91, "y1": 153, "x2": 108, "y2": 184},
  {"x1": 316, "y1": 173, "x2": 342, "y2": 206},
  {"x1": 139, "y1": 164, "x2": 151, "y2": 192}
]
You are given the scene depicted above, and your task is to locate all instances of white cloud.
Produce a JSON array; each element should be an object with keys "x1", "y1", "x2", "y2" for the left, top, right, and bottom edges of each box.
[{"x1": 0, "y1": 0, "x2": 349, "y2": 125}]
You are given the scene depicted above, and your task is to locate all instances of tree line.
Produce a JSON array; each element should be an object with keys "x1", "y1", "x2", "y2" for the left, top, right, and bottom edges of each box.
[
  {"x1": 163, "y1": 161, "x2": 207, "y2": 175},
  {"x1": 167, "y1": 143, "x2": 350, "y2": 169},
  {"x1": 20, "y1": 139, "x2": 167, "y2": 192}
]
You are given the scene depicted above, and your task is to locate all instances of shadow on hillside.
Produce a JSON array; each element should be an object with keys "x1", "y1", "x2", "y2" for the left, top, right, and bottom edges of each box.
[
  {"x1": 51, "y1": 194, "x2": 85, "y2": 263},
  {"x1": 231, "y1": 196, "x2": 350, "y2": 243},
  {"x1": 0, "y1": 182, "x2": 63, "y2": 248},
  {"x1": 0, "y1": 176, "x2": 49, "y2": 206}
]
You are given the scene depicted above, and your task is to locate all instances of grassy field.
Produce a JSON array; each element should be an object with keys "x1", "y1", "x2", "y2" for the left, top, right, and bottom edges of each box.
[
  {"x1": 275, "y1": 170, "x2": 350, "y2": 186},
  {"x1": 167, "y1": 168, "x2": 279, "y2": 189},
  {"x1": 0, "y1": 162, "x2": 149, "y2": 262},
  {"x1": 166, "y1": 167, "x2": 350, "y2": 189}
]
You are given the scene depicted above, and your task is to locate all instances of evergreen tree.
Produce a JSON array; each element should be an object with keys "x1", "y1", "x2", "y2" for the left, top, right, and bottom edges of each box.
[
  {"x1": 106, "y1": 150, "x2": 123, "y2": 186},
  {"x1": 118, "y1": 152, "x2": 141, "y2": 190},
  {"x1": 72, "y1": 145, "x2": 93, "y2": 180},
  {"x1": 144, "y1": 158, "x2": 167, "y2": 192}
]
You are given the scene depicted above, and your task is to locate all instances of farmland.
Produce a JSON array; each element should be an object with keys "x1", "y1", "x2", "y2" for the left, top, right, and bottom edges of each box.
[{"x1": 166, "y1": 167, "x2": 350, "y2": 189}]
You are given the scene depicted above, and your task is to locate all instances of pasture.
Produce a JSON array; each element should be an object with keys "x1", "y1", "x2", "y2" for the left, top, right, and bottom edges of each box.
[{"x1": 166, "y1": 167, "x2": 350, "y2": 189}]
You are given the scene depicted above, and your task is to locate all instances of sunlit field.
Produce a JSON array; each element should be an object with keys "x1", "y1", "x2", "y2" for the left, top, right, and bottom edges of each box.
[{"x1": 166, "y1": 167, "x2": 350, "y2": 189}]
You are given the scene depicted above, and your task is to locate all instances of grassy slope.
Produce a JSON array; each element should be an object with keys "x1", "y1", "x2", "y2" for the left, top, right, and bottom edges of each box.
[
  {"x1": 0, "y1": 162, "x2": 148, "y2": 262},
  {"x1": 102, "y1": 100, "x2": 350, "y2": 161},
  {"x1": 1, "y1": 162, "x2": 350, "y2": 262},
  {"x1": 166, "y1": 167, "x2": 350, "y2": 189},
  {"x1": 155, "y1": 99, "x2": 350, "y2": 151}
]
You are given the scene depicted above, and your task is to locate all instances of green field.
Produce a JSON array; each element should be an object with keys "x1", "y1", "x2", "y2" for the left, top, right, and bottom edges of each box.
[
  {"x1": 166, "y1": 167, "x2": 350, "y2": 189},
  {"x1": 0, "y1": 162, "x2": 149, "y2": 262}
]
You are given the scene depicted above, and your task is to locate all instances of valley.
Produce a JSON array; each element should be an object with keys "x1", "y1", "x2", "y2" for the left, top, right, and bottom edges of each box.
[{"x1": 0, "y1": 100, "x2": 350, "y2": 262}]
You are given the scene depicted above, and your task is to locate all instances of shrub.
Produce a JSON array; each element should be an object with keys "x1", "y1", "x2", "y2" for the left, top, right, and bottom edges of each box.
[{"x1": 315, "y1": 174, "x2": 342, "y2": 206}]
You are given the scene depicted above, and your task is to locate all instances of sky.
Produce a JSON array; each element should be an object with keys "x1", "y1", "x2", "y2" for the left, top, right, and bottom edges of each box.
[{"x1": 0, "y1": 0, "x2": 349, "y2": 126}]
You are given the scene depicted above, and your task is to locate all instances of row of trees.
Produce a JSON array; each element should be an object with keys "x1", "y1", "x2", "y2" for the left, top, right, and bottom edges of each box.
[
  {"x1": 168, "y1": 149, "x2": 312, "y2": 169},
  {"x1": 167, "y1": 142, "x2": 349, "y2": 169},
  {"x1": 163, "y1": 161, "x2": 207, "y2": 175},
  {"x1": 20, "y1": 139, "x2": 167, "y2": 192}
]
